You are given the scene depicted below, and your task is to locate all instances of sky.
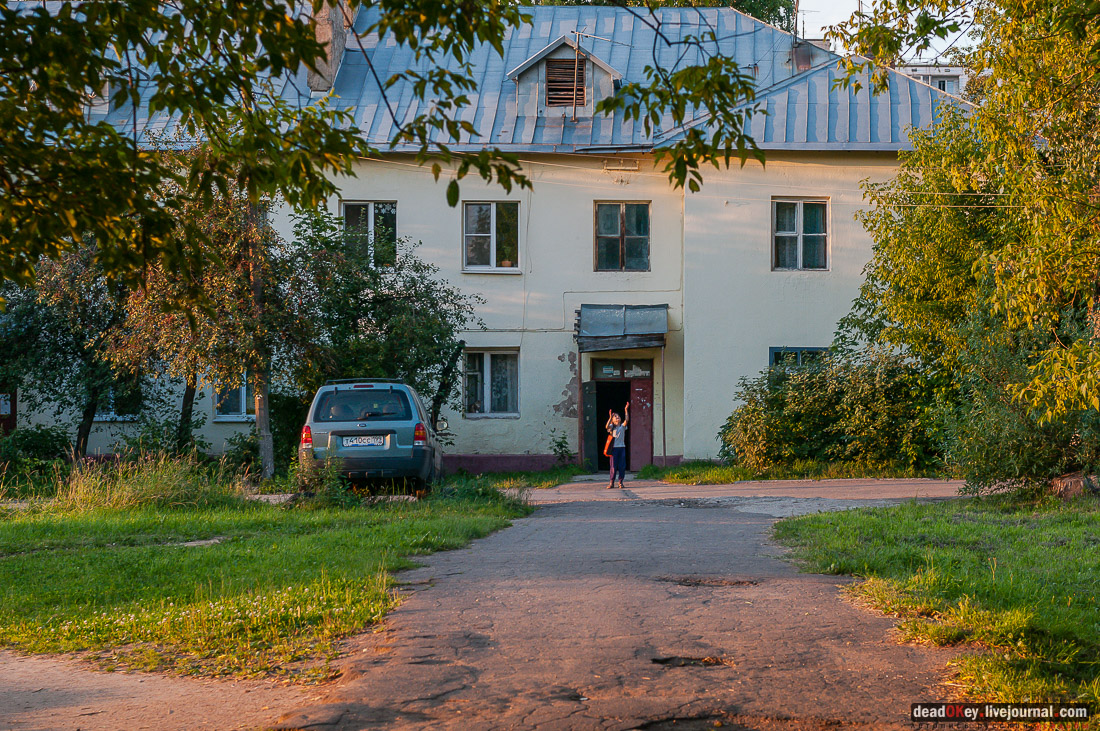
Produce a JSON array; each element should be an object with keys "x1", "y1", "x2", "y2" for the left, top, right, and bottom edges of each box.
[
  {"x1": 798, "y1": 0, "x2": 861, "y2": 43},
  {"x1": 796, "y1": 0, "x2": 967, "y2": 59}
]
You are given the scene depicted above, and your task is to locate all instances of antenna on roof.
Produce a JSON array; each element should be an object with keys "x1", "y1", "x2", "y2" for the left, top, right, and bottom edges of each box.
[{"x1": 570, "y1": 28, "x2": 584, "y2": 122}]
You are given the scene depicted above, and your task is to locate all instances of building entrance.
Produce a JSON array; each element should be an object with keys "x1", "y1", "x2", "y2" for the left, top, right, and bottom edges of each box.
[{"x1": 582, "y1": 359, "x2": 654, "y2": 473}]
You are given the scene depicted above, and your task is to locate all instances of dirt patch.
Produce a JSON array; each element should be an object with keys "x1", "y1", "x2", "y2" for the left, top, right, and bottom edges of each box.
[{"x1": 0, "y1": 649, "x2": 312, "y2": 731}]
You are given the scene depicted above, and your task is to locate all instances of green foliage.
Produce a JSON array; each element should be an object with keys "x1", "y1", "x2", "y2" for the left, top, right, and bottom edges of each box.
[
  {"x1": 285, "y1": 208, "x2": 481, "y2": 416},
  {"x1": 0, "y1": 425, "x2": 71, "y2": 468},
  {"x1": 838, "y1": 0, "x2": 1100, "y2": 427},
  {"x1": 636, "y1": 458, "x2": 942, "y2": 484},
  {"x1": 4, "y1": 0, "x2": 779, "y2": 295},
  {"x1": 775, "y1": 496, "x2": 1100, "y2": 706},
  {"x1": 0, "y1": 251, "x2": 128, "y2": 457},
  {"x1": 547, "y1": 426, "x2": 574, "y2": 465},
  {"x1": 221, "y1": 431, "x2": 260, "y2": 476},
  {"x1": 841, "y1": 31, "x2": 1100, "y2": 491},
  {"x1": 115, "y1": 413, "x2": 212, "y2": 457},
  {"x1": 718, "y1": 350, "x2": 941, "y2": 474}
]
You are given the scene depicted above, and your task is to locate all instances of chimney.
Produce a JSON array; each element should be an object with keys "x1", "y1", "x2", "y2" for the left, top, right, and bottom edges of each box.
[{"x1": 307, "y1": 2, "x2": 349, "y2": 92}]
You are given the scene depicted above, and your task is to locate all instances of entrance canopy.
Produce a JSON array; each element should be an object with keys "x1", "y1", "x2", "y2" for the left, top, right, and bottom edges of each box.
[{"x1": 574, "y1": 304, "x2": 669, "y2": 353}]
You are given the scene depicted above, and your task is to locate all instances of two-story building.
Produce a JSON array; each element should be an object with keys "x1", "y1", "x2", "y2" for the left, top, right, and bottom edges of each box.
[{"x1": 15, "y1": 5, "x2": 957, "y2": 472}]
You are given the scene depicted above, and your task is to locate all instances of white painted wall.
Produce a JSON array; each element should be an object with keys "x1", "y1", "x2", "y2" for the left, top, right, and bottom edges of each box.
[
  {"x1": 16, "y1": 150, "x2": 896, "y2": 464},
  {"x1": 681, "y1": 151, "x2": 897, "y2": 458}
]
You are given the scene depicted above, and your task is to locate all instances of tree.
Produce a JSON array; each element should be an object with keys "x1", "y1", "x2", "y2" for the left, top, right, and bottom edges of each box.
[
  {"x1": 4, "y1": 0, "x2": 774, "y2": 295},
  {"x1": 285, "y1": 208, "x2": 481, "y2": 424},
  {"x1": 840, "y1": 2, "x2": 1100, "y2": 488},
  {"x1": 0, "y1": 249, "x2": 132, "y2": 458},
  {"x1": 106, "y1": 160, "x2": 301, "y2": 479}
]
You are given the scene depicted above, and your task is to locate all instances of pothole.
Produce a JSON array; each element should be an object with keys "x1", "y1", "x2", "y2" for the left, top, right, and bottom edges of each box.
[
  {"x1": 658, "y1": 576, "x2": 758, "y2": 587},
  {"x1": 651, "y1": 656, "x2": 734, "y2": 668}
]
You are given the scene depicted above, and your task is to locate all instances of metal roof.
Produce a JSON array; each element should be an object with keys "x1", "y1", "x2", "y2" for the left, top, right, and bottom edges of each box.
[
  {"x1": 332, "y1": 6, "x2": 960, "y2": 153},
  {"x1": 657, "y1": 59, "x2": 959, "y2": 150},
  {"x1": 39, "y1": 3, "x2": 962, "y2": 153}
]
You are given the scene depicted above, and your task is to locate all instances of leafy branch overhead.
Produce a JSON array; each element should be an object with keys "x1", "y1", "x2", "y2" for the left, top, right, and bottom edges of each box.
[{"x1": 3, "y1": 0, "x2": 787, "y2": 293}]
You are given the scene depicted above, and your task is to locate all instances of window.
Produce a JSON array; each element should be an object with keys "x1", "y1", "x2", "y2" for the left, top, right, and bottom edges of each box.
[
  {"x1": 546, "y1": 58, "x2": 585, "y2": 106},
  {"x1": 95, "y1": 378, "x2": 143, "y2": 421},
  {"x1": 595, "y1": 202, "x2": 649, "y2": 271},
  {"x1": 464, "y1": 351, "x2": 518, "y2": 415},
  {"x1": 343, "y1": 201, "x2": 397, "y2": 267},
  {"x1": 769, "y1": 347, "x2": 827, "y2": 367},
  {"x1": 215, "y1": 374, "x2": 255, "y2": 420},
  {"x1": 773, "y1": 199, "x2": 828, "y2": 270},
  {"x1": 464, "y1": 201, "x2": 519, "y2": 270}
]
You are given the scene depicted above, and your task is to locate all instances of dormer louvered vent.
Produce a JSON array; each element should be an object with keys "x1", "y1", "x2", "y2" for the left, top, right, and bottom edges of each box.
[{"x1": 546, "y1": 59, "x2": 585, "y2": 106}]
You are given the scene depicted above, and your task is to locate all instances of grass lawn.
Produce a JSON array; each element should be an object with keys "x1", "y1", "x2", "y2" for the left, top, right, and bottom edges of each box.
[
  {"x1": 0, "y1": 472, "x2": 530, "y2": 682},
  {"x1": 637, "y1": 459, "x2": 946, "y2": 485},
  {"x1": 774, "y1": 496, "x2": 1100, "y2": 707}
]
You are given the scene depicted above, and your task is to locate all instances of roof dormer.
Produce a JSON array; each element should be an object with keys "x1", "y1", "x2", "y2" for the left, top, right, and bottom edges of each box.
[{"x1": 507, "y1": 35, "x2": 621, "y2": 119}]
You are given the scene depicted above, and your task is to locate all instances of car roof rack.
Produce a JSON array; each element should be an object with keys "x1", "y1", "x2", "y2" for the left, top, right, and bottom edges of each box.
[{"x1": 324, "y1": 378, "x2": 406, "y2": 385}]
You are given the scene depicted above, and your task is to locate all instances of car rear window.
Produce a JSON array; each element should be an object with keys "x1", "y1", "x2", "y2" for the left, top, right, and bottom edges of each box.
[{"x1": 314, "y1": 390, "x2": 412, "y2": 422}]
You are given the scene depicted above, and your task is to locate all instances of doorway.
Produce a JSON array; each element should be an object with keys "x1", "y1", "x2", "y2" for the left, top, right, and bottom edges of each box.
[{"x1": 595, "y1": 380, "x2": 630, "y2": 472}]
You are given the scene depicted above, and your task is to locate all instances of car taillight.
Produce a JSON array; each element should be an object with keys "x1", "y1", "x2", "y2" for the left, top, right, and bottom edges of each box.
[
  {"x1": 300, "y1": 425, "x2": 313, "y2": 449},
  {"x1": 413, "y1": 423, "x2": 427, "y2": 446}
]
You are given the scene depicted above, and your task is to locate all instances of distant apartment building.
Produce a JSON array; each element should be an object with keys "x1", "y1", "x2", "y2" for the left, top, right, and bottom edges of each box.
[{"x1": 897, "y1": 63, "x2": 968, "y2": 96}]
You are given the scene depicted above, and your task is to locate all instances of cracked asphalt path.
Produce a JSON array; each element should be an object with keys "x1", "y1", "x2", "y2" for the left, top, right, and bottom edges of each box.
[{"x1": 276, "y1": 478, "x2": 964, "y2": 731}]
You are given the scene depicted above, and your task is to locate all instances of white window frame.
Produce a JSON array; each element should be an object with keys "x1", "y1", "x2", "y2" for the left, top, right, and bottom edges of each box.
[
  {"x1": 772, "y1": 198, "x2": 829, "y2": 271},
  {"x1": 341, "y1": 200, "x2": 398, "y2": 266},
  {"x1": 463, "y1": 350, "x2": 520, "y2": 418},
  {"x1": 213, "y1": 374, "x2": 255, "y2": 423},
  {"x1": 462, "y1": 201, "x2": 521, "y2": 273}
]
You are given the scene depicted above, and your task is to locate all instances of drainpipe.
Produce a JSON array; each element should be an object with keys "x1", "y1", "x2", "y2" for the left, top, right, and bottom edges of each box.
[{"x1": 661, "y1": 344, "x2": 667, "y2": 466}]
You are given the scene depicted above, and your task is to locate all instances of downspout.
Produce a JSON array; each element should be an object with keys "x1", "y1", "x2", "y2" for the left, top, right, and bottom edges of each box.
[{"x1": 661, "y1": 344, "x2": 667, "y2": 465}]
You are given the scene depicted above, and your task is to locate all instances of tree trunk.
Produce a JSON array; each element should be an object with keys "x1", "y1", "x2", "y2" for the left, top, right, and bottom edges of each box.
[
  {"x1": 253, "y1": 369, "x2": 274, "y2": 480},
  {"x1": 74, "y1": 388, "x2": 101, "y2": 460},
  {"x1": 247, "y1": 202, "x2": 275, "y2": 481},
  {"x1": 176, "y1": 377, "x2": 197, "y2": 453},
  {"x1": 431, "y1": 340, "x2": 465, "y2": 427}
]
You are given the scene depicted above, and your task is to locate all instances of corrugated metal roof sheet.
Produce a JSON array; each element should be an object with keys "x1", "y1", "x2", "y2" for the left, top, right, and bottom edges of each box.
[
  {"x1": 28, "y1": 2, "x2": 960, "y2": 153},
  {"x1": 657, "y1": 59, "x2": 958, "y2": 150},
  {"x1": 332, "y1": 6, "x2": 958, "y2": 153}
]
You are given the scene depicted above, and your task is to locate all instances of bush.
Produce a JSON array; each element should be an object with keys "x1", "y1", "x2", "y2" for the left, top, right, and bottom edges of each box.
[
  {"x1": 718, "y1": 349, "x2": 941, "y2": 473},
  {"x1": 940, "y1": 324, "x2": 1100, "y2": 494},
  {"x1": 0, "y1": 424, "x2": 70, "y2": 463},
  {"x1": 221, "y1": 429, "x2": 259, "y2": 475},
  {"x1": 0, "y1": 424, "x2": 71, "y2": 473}
]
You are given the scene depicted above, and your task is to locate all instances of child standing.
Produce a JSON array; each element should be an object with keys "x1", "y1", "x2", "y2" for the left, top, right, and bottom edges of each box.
[{"x1": 605, "y1": 402, "x2": 629, "y2": 489}]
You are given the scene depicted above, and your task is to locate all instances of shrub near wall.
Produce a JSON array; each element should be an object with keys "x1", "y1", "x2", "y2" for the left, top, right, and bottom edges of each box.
[{"x1": 718, "y1": 350, "x2": 941, "y2": 473}]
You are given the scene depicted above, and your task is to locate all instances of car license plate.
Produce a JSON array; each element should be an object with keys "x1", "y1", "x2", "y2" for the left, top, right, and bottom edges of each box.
[{"x1": 343, "y1": 435, "x2": 385, "y2": 447}]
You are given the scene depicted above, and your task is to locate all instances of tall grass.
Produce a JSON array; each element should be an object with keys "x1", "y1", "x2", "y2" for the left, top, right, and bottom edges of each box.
[{"x1": 54, "y1": 454, "x2": 249, "y2": 511}]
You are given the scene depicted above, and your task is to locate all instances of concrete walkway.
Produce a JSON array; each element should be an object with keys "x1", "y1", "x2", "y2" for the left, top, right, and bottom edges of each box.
[{"x1": 276, "y1": 478, "x2": 965, "y2": 730}]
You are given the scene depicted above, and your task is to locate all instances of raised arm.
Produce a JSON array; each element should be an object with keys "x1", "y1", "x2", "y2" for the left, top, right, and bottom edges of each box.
[
  {"x1": 605, "y1": 409, "x2": 614, "y2": 432},
  {"x1": 623, "y1": 402, "x2": 630, "y2": 426}
]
